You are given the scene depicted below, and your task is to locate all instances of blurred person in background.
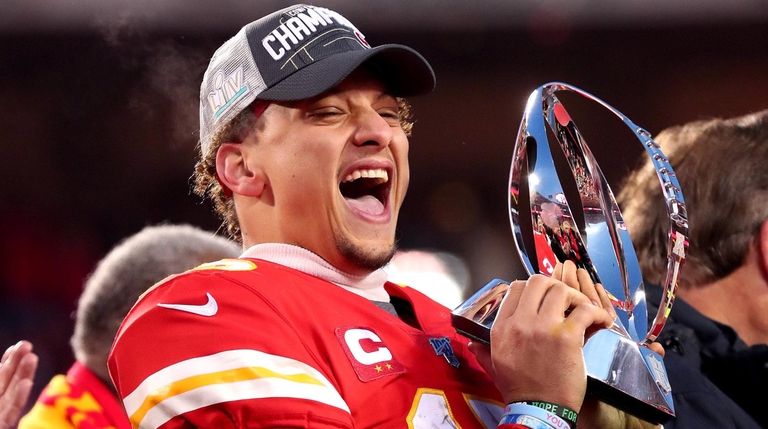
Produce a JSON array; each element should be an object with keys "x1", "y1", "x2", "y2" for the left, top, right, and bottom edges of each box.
[
  {"x1": 0, "y1": 342, "x2": 37, "y2": 429},
  {"x1": 17, "y1": 224, "x2": 239, "y2": 429},
  {"x1": 618, "y1": 110, "x2": 768, "y2": 428},
  {"x1": 384, "y1": 249, "x2": 470, "y2": 309}
]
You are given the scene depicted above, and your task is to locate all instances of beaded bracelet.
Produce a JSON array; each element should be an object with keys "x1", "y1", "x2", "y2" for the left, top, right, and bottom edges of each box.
[{"x1": 501, "y1": 403, "x2": 570, "y2": 429}]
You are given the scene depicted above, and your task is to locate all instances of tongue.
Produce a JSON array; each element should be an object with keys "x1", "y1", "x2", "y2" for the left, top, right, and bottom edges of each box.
[{"x1": 346, "y1": 195, "x2": 385, "y2": 215}]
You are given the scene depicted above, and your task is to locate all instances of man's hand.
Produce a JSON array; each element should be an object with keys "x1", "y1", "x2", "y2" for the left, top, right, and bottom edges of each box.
[
  {"x1": 553, "y1": 260, "x2": 666, "y2": 358},
  {"x1": 555, "y1": 261, "x2": 665, "y2": 428},
  {"x1": 469, "y1": 271, "x2": 614, "y2": 412},
  {"x1": 0, "y1": 341, "x2": 38, "y2": 429}
]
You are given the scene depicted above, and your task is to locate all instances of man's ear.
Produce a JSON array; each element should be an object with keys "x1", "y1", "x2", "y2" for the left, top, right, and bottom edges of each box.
[{"x1": 215, "y1": 143, "x2": 266, "y2": 197}]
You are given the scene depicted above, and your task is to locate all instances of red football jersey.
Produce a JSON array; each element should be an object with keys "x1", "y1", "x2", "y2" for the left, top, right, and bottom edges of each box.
[
  {"x1": 533, "y1": 231, "x2": 557, "y2": 275},
  {"x1": 108, "y1": 258, "x2": 504, "y2": 428}
]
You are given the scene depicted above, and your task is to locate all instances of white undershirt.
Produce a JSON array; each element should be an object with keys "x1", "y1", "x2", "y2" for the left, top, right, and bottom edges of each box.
[{"x1": 240, "y1": 243, "x2": 390, "y2": 302}]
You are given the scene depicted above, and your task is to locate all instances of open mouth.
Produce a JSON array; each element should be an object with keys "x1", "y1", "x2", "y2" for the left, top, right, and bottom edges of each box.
[{"x1": 339, "y1": 168, "x2": 391, "y2": 216}]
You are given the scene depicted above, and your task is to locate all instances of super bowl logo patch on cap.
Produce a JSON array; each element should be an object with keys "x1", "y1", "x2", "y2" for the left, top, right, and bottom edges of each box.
[
  {"x1": 206, "y1": 67, "x2": 249, "y2": 120},
  {"x1": 336, "y1": 327, "x2": 405, "y2": 382}
]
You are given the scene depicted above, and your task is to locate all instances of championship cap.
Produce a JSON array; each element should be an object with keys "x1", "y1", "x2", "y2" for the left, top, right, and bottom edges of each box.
[{"x1": 199, "y1": 3, "x2": 435, "y2": 154}]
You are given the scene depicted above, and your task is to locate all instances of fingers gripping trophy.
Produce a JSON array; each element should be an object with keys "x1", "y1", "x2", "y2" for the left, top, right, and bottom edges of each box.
[{"x1": 452, "y1": 83, "x2": 689, "y2": 423}]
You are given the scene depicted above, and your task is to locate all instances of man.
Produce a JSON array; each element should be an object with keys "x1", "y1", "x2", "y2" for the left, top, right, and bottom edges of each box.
[
  {"x1": 108, "y1": 5, "x2": 626, "y2": 428},
  {"x1": 18, "y1": 224, "x2": 240, "y2": 428},
  {"x1": 0, "y1": 341, "x2": 37, "y2": 429},
  {"x1": 618, "y1": 110, "x2": 768, "y2": 428}
]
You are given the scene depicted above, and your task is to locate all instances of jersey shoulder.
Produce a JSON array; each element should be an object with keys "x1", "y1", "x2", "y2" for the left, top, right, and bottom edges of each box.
[{"x1": 108, "y1": 258, "x2": 354, "y2": 428}]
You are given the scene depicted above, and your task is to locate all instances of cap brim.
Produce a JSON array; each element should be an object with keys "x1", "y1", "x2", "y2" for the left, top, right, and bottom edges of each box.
[{"x1": 257, "y1": 44, "x2": 435, "y2": 101}]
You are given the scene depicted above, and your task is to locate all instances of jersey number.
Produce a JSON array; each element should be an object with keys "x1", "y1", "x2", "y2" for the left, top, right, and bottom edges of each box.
[{"x1": 406, "y1": 388, "x2": 502, "y2": 429}]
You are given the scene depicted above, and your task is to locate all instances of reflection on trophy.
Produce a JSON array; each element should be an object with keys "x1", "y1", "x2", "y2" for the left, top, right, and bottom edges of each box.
[{"x1": 452, "y1": 83, "x2": 689, "y2": 423}]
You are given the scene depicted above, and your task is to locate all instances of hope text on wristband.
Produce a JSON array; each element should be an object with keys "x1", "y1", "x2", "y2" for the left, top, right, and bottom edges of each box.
[
  {"x1": 517, "y1": 400, "x2": 578, "y2": 427},
  {"x1": 503, "y1": 403, "x2": 570, "y2": 429}
]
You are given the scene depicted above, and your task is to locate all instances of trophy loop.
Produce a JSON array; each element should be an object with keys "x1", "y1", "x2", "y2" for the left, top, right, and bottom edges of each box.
[
  {"x1": 453, "y1": 82, "x2": 688, "y2": 423},
  {"x1": 508, "y1": 82, "x2": 688, "y2": 345}
]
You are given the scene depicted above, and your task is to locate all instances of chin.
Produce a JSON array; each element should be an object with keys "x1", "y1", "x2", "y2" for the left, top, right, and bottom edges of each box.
[{"x1": 337, "y1": 238, "x2": 396, "y2": 273}]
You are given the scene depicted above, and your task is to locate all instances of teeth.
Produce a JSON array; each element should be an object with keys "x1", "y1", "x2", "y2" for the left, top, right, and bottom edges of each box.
[{"x1": 343, "y1": 168, "x2": 389, "y2": 183}]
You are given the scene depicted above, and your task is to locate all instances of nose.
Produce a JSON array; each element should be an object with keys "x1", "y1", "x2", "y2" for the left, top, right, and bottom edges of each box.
[{"x1": 351, "y1": 108, "x2": 394, "y2": 148}]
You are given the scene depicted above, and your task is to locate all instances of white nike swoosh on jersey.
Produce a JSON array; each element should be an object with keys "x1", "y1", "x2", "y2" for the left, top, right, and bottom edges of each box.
[{"x1": 157, "y1": 292, "x2": 218, "y2": 317}]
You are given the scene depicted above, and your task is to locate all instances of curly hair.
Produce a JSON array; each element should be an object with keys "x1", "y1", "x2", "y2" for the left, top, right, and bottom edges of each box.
[
  {"x1": 618, "y1": 110, "x2": 768, "y2": 289},
  {"x1": 193, "y1": 98, "x2": 415, "y2": 241}
]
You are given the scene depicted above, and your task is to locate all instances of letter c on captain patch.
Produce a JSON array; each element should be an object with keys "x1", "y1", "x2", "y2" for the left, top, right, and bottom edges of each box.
[
  {"x1": 335, "y1": 326, "x2": 405, "y2": 382},
  {"x1": 343, "y1": 328, "x2": 391, "y2": 365}
]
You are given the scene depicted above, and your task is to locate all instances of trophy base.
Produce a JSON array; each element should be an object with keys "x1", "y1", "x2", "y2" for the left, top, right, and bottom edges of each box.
[
  {"x1": 583, "y1": 328, "x2": 674, "y2": 424},
  {"x1": 451, "y1": 314, "x2": 675, "y2": 424},
  {"x1": 586, "y1": 378, "x2": 671, "y2": 424}
]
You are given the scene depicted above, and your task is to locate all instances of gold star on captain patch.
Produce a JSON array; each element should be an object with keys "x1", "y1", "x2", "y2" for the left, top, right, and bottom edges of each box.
[
  {"x1": 375, "y1": 365, "x2": 383, "y2": 373},
  {"x1": 385, "y1": 363, "x2": 392, "y2": 370}
]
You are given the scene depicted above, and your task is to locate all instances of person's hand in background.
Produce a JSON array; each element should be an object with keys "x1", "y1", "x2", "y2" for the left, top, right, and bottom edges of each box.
[{"x1": 0, "y1": 341, "x2": 38, "y2": 429}]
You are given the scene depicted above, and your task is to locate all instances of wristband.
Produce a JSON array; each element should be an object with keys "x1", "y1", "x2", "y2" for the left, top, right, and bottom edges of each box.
[
  {"x1": 516, "y1": 401, "x2": 578, "y2": 428},
  {"x1": 498, "y1": 423, "x2": 536, "y2": 429},
  {"x1": 499, "y1": 413, "x2": 555, "y2": 429},
  {"x1": 503, "y1": 403, "x2": 570, "y2": 429}
]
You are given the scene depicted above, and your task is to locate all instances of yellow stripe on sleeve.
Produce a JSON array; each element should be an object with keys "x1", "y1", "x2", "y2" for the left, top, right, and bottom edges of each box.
[{"x1": 122, "y1": 349, "x2": 349, "y2": 428}]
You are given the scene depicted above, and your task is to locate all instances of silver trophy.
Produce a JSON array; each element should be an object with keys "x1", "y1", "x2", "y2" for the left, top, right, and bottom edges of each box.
[{"x1": 452, "y1": 82, "x2": 689, "y2": 423}]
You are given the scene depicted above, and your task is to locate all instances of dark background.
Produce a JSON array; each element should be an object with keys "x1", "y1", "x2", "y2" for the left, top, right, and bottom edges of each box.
[{"x1": 2, "y1": 0, "x2": 767, "y2": 410}]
